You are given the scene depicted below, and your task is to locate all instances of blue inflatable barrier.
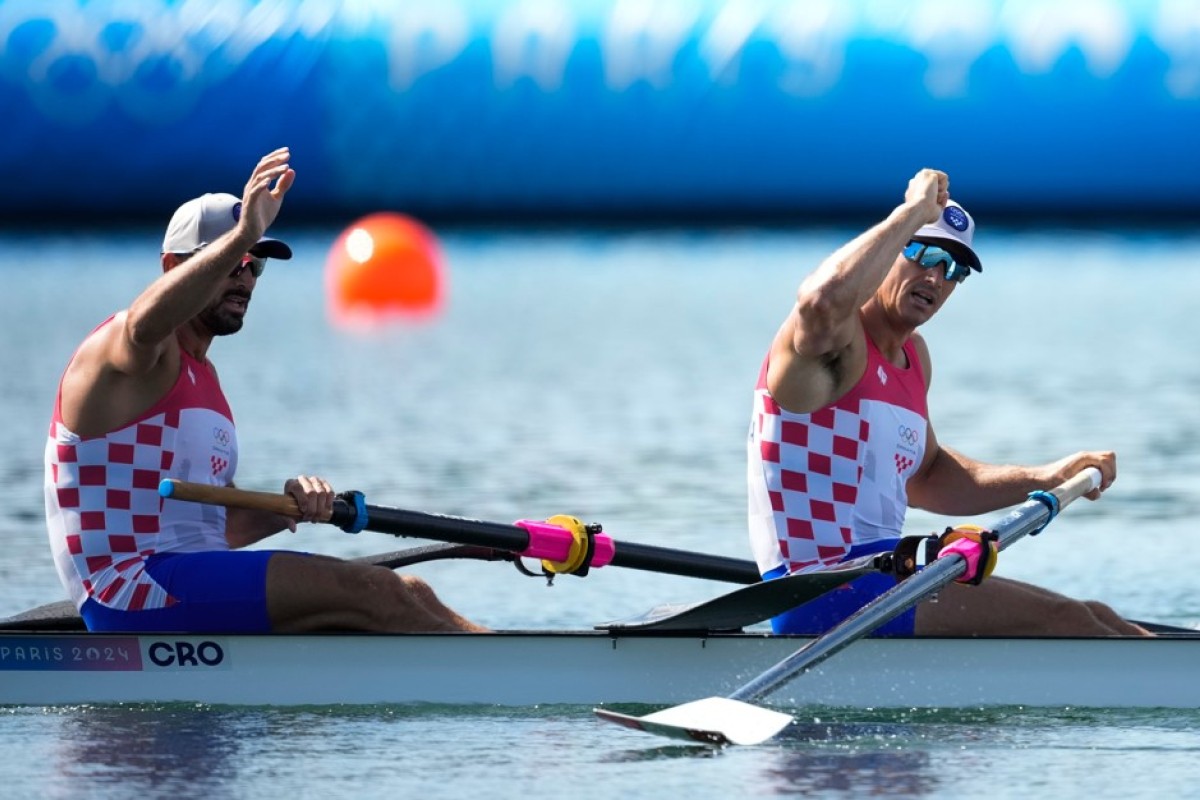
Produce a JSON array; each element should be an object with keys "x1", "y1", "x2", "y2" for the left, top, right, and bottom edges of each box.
[{"x1": 1, "y1": 0, "x2": 1197, "y2": 220}]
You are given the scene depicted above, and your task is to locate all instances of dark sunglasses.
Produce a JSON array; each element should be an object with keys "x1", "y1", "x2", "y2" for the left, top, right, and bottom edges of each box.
[
  {"x1": 173, "y1": 250, "x2": 267, "y2": 280},
  {"x1": 229, "y1": 254, "x2": 267, "y2": 280},
  {"x1": 902, "y1": 241, "x2": 971, "y2": 284}
]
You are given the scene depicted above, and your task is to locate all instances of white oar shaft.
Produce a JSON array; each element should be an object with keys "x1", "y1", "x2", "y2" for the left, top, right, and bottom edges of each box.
[{"x1": 727, "y1": 467, "x2": 1102, "y2": 704}]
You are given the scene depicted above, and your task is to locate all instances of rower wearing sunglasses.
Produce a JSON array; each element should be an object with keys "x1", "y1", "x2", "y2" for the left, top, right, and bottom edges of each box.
[
  {"x1": 43, "y1": 148, "x2": 484, "y2": 635},
  {"x1": 746, "y1": 168, "x2": 1148, "y2": 637}
]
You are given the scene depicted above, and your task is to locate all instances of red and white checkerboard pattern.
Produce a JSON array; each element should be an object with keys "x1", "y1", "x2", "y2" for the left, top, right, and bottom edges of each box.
[
  {"x1": 752, "y1": 393, "x2": 868, "y2": 573},
  {"x1": 45, "y1": 335, "x2": 238, "y2": 612},
  {"x1": 47, "y1": 414, "x2": 180, "y2": 611},
  {"x1": 747, "y1": 341, "x2": 930, "y2": 577}
]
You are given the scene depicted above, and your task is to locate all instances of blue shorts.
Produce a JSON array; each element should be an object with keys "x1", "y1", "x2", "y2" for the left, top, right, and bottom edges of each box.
[
  {"x1": 766, "y1": 540, "x2": 916, "y2": 638},
  {"x1": 80, "y1": 550, "x2": 291, "y2": 634}
]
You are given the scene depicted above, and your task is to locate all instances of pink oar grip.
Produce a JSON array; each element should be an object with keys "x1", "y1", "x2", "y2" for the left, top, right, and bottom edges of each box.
[
  {"x1": 938, "y1": 537, "x2": 986, "y2": 583},
  {"x1": 513, "y1": 519, "x2": 616, "y2": 568}
]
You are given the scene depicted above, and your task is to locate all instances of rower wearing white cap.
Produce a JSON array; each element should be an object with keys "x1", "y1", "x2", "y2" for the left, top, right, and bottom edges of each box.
[
  {"x1": 43, "y1": 147, "x2": 484, "y2": 635},
  {"x1": 746, "y1": 168, "x2": 1147, "y2": 637}
]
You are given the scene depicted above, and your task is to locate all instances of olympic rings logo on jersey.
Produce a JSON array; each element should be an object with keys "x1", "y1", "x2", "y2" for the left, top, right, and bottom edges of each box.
[
  {"x1": 898, "y1": 425, "x2": 920, "y2": 446},
  {"x1": 213, "y1": 427, "x2": 231, "y2": 447}
]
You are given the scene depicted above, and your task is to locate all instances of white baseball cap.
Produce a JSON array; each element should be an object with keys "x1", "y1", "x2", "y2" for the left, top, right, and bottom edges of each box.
[
  {"x1": 912, "y1": 199, "x2": 981, "y2": 272},
  {"x1": 161, "y1": 192, "x2": 292, "y2": 259}
]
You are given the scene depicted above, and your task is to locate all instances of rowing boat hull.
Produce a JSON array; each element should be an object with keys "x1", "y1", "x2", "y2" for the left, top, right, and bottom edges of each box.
[{"x1": 2, "y1": 630, "x2": 1198, "y2": 709}]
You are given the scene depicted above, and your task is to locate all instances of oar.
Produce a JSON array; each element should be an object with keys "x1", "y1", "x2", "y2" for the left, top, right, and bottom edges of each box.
[
  {"x1": 595, "y1": 467, "x2": 1103, "y2": 746},
  {"x1": 159, "y1": 480, "x2": 761, "y2": 584}
]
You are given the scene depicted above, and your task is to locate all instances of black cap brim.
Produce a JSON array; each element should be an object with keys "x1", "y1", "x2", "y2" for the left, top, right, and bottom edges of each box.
[{"x1": 250, "y1": 237, "x2": 293, "y2": 260}]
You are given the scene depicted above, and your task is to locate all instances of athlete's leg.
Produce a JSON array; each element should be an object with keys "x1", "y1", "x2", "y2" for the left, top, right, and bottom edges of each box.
[
  {"x1": 1082, "y1": 599, "x2": 1152, "y2": 635},
  {"x1": 264, "y1": 553, "x2": 487, "y2": 633},
  {"x1": 914, "y1": 576, "x2": 1150, "y2": 636}
]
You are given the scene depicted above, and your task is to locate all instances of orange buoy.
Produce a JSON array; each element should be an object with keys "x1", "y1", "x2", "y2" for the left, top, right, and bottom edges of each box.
[{"x1": 325, "y1": 212, "x2": 445, "y2": 324}]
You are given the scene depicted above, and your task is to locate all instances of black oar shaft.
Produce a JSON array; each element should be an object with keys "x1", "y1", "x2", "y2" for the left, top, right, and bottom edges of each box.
[
  {"x1": 331, "y1": 501, "x2": 530, "y2": 551},
  {"x1": 332, "y1": 500, "x2": 760, "y2": 584},
  {"x1": 159, "y1": 480, "x2": 761, "y2": 584},
  {"x1": 608, "y1": 544, "x2": 760, "y2": 584}
]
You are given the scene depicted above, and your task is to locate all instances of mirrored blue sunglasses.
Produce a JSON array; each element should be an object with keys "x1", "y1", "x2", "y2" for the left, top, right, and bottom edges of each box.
[{"x1": 902, "y1": 241, "x2": 971, "y2": 284}]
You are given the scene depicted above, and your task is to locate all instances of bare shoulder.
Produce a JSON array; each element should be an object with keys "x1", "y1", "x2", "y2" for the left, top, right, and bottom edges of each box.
[
  {"x1": 766, "y1": 313, "x2": 867, "y2": 414},
  {"x1": 62, "y1": 315, "x2": 125, "y2": 386},
  {"x1": 59, "y1": 314, "x2": 180, "y2": 435}
]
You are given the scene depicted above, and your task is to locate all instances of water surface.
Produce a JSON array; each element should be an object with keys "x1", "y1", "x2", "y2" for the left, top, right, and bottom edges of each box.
[{"x1": 2, "y1": 226, "x2": 1198, "y2": 797}]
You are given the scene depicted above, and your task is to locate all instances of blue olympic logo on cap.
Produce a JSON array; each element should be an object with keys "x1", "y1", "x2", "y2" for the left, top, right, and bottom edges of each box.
[
  {"x1": 943, "y1": 206, "x2": 969, "y2": 231},
  {"x1": 232, "y1": 202, "x2": 242, "y2": 222},
  {"x1": 898, "y1": 425, "x2": 920, "y2": 445}
]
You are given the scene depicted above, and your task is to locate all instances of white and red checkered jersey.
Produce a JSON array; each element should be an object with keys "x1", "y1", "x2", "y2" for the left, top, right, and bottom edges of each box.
[
  {"x1": 44, "y1": 320, "x2": 238, "y2": 612},
  {"x1": 747, "y1": 334, "x2": 928, "y2": 576}
]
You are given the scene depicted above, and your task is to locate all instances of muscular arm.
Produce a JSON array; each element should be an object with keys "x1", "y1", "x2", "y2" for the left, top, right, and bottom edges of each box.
[
  {"x1": 115, "y1": 230, "x2": 263, "y2": 373},
  {"x1": 59, "y1": 149, "x2": 296, "y2": 437},
  {"x1": 767, "y1": 169, "x2": 949, "y2": 413},
  {"x1": 111, "y1": 149, "x2": 294, "y2": 376},
  {"x1": 908, "y1": 442, "x2": 1116, "y2": 515},
  {"x1": 224, "y1": 475, "x2": 335, "y2": 549},
  {"x1": 909, "y1": 440, "x2": 1046, "y2": 516},
  {"x1": 225, "y1": 507, "x2": 294, "y2": 549},
  {"x1": 57, "y1": 237, "x2": 253, "y2": 436}
]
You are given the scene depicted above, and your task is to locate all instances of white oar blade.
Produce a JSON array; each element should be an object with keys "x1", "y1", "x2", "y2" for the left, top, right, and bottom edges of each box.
[{"x1": 595, "y1": 697, "x2": 794, "y2": 746}]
